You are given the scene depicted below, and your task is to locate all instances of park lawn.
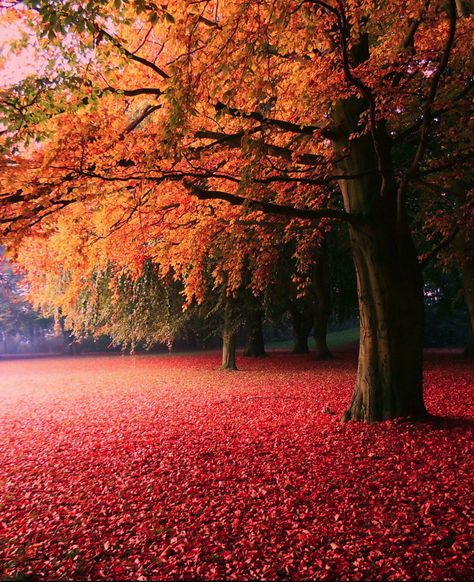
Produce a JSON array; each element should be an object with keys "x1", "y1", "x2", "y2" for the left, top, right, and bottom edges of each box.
[
  {"x1": 0, "y1": 349, "x2": 472, "y2": 581},
  {"x1": 267, "y1": 327, "x2": 360, "y2": 351}
]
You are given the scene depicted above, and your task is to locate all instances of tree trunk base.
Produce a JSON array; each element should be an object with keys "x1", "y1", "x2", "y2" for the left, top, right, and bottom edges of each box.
[
  {"x1": 342, "y1": 410, "x2": 431, "y2": 422},
  {"x1": 342, "y1": 386, "x2": 430, "y2": 422},
  {"x1": 221, "y1": 364, "x2": 238, "y2": 371},
  {"x1": 292, "y1": 343, "x2": 309, "y2": 354},
  {"x1": 314, "y1": 347, "x2": 333, "y2": 361},
  {"x1": 243, "y1": 350, "x2": 269, "y2": 358},
  {"x1": 342, "y1": 409, "x2": 432, "y2": 422}
]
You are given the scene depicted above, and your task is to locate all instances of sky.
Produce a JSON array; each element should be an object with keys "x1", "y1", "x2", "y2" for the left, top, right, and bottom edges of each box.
[{"x1": 0, "y1": 17, "x2": 44, "y2": 87}]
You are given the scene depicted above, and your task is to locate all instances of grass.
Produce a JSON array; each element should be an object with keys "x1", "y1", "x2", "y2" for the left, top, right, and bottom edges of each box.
[{"x1": 266, "y1": 326, "x2": 359, "y2": 351}]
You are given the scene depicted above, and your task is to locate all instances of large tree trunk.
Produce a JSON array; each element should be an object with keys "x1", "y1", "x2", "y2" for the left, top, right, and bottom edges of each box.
[
  {"x1": 313, "y1": 238, "x2": 333, "y2": 360},
  {"x1": 222, "y1": 298, "x2": 238, "y2": 370},
  {"x1": 334, "y1": 94, "x2": 427, "y2": 421},
  {"x1": 343, "y1": 221, "x2": 427, "y2": 420},
  {"x1": 244, "y1": 309, "x2": 267, "y2": 357},
  {"x1": 289, "y1": 303, "x2": 312, "y2": 353}
]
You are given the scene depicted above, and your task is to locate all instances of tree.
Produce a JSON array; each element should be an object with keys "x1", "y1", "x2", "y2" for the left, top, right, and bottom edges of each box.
[
  {"x1": 418, "y1": 180, "x2": 473, "y2": 356},
  {"x1": 289, "y1": 298, "x2": 313, "y2": 354},
  {"x1": 243, "y1": 307, "x2": 267, "y2": 357},
  {"x1": 310, "y1": 235, "x2": 333, "y2": 360},
  {"x1": 0, "y1": 0, "x2": 472, "y2": 420},
  {"x1": 327, "y1": 226, "x2": 358, "y2": 326},
  {"x1": 243, "y1": 292, "x2": 267, "y2": 358},
  {"x1": 458, "y1": 225, "x2": 474, "y2": 357},
  {"x1": 0, "y1": 251, "x2": 51, "y2": 352}
]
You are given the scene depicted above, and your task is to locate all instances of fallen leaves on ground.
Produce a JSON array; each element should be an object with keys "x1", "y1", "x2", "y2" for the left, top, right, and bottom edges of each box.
[{"x1": 0, "y1": 349, "x2": 472, "y2": 580}]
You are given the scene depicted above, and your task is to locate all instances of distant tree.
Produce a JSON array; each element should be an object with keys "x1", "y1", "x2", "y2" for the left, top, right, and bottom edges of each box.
[
  {"x1": 418, "y1": 180, "x2": 473, "y2": 355},
  {"x1": 0, "y1": 253, "x2": 51, "y2": 352}
]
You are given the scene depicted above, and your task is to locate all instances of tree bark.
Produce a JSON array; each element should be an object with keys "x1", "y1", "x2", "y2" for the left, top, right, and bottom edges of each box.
[
  {"x1": 313, "y1": 238, "x2": 333, "y2": 360},
  {"x1": 59, "y1": 317, "x2": 73, "y2": 354},
  {"x1": 221, "y1": 298, "x2": 238, "y2": 370},
  {"x1": 289, "y1": 302, "x2": 312, "y2": 353},
  {"x1": 313, "y1": 311, "x2": 331, "y2": 359},
  {"x1": 455, "y1": 0, "x2": 468, "y2": 18},
  {"x1": 334, "y1": 96, "x2": 427, "y2": 421},
  {"x1": 244, "y1": 309, "x2": 267, "y2": 357},
  {"x1": 343, "y1": 221, "x2": 427, "y2": 420}
]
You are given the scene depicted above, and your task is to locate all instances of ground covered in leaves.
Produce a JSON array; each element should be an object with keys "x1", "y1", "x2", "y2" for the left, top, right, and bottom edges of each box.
[{"x1": 0, "y1": 349, "x2": 472, "y2": 581}]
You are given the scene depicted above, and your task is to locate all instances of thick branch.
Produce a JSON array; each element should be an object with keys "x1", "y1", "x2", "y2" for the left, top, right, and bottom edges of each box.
[
  {"x1": 123, "y1": 104, "x2": 162, "y2": 134},
  {"x1": 97, "y1": 28, "x2": 170, "y2": 80},
  {"x1": 400, "y1": 1, "x2": 431, "y2": 51},
  {"x1": 309, "y1": 0, "x2": 391, "y2": 195},
  {"x1": 194, "y1": 130, "x2": 326, "y2": 166},
  {"x1": 185, "y1": 182, "x2": 362, "y2": 225},
  {"x1": 214, "y1": 102, "x2": 337, "y2": 140},
  {"x1": 100, "y1": 87, "x2": 163, "y2": 98}
]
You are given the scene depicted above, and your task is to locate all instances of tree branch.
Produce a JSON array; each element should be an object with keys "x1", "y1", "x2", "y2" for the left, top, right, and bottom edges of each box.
[
  {"x1": 396, "y1": 0, "x2": 457, "y2": 223},
  {"x1": 214, "y1": 101, "x2": 337, "y2": 139},
  {"x1": 400, "y1": 1, "x2": 431, "y2": 51},
  {"x1": 393, "y1": 78, "x2": 473, "y2": 143},
  {"x1": 97, "y1": 28, "x2": 170, "y2": 80},
  {"x1": 184, "y1": 182, "x2": 362, "y2": 225},
  {"x1": 123, "y1": 104, "x2": 162, "y2": 135},
  {"x1": 420, "y1": 226, "x2": 459, "y2": 268},
  {"x1": 415, "y1": 150, "x2": 474, "y2": 178},
  {"x1": 194, "y1": 130, "x2": 326, "y2": 166},
  {"x1": 99, "y1": 87, "x2": 163, "y2": 98},
  {"x1": 309, "y1": 0, "x2": 392, "y2": 197}
]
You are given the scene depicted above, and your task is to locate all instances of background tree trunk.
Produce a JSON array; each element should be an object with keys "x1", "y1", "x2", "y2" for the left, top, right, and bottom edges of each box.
[
  {"x1": 313, "y1": 311, "x2": 331, "y2": 360},
  {"x1": 289, "y1": 303, "x2": 312, "y2": 353},
  {"x1": 313, "y1": 238, "x2": 332, "y2": 360},
  {"x1": 59, "y1": 317, "x2": 73, "y2": 353},
  {"x1": 222, "y1": 298, "x2": 238, "y2": 370},
  {"x1": 187, "y1": 329, "x2": 198, "y2": 351},
  {"x1": 244, "y1": 309, "x2": 267, "y2": 357}
]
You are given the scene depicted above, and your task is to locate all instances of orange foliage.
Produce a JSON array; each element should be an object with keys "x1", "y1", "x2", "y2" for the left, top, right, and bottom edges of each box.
[{"x1": 0, "y1": 0, "x2": 472, "y2": 314}]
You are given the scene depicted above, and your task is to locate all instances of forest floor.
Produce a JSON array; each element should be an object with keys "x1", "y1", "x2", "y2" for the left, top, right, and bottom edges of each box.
[{"x1": 0, "y1": 349, "x2": 472, "y2": 581}]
